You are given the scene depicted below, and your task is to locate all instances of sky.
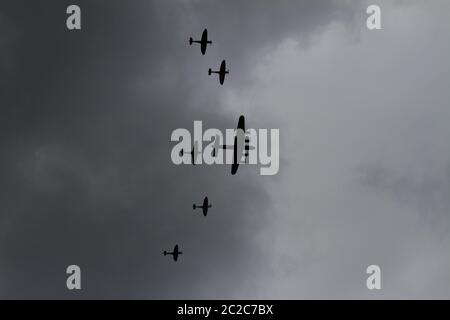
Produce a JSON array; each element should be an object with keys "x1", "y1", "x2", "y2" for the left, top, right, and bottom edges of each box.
[{"x1": 1, "y1": 0, "x2": 450, "y2": 299}]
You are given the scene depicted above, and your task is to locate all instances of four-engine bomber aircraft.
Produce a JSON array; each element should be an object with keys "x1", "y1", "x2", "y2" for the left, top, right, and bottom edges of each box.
[
  {"x1": 193, "y1": 197, "x2": 212, "y2": 216},
  {"x1": 209, "y1": 60, "x2": 229, "y2": 85},
  {"x1": 189, "y1": 29, "x2": 212, "y2": 55},
  {"x1": 212, "y1": 115, "x2": 254, "y2": 175},
  {"x1": 163, "y1": 244, "x2": 182, "y2": 262}
]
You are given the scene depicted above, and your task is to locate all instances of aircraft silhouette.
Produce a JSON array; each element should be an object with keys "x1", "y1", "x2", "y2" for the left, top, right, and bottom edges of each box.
[
  {"x1": 189, "y1": 29, "x2": 212, "y2": 55},
  {"x1": 212, "y1": 115, "x2": 254, "y2": 175},
  {"x1": 193, "y1": 197, "x2": 212, "y2": 216},
  {"x1": 209, "y1": 60, "x2": 229, "y2": 85},
  {"x1": 180, "y1": 141, "x2": 199, "y2": 165},
  {"x1": 163, "y1": 244, "x2": 182, "y2": 261}
]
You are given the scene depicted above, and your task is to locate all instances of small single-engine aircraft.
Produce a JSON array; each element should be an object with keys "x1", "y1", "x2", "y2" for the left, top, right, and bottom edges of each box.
[
  {"x1": 180, "y1": 141, "x2": 199, "y2": 165},
  {"x1": 212, "y1": 115, "x2": 254, "y2": 175},
  {"x1": 193, "y1": 196, "x2": 212, "y2": 216},
  {"x1": 208, "y1": 60, "x2": 229, "y2": 85},
  {"x1": 163, "y1": 244, "x2": 182, "y2": 261},
  {"x1": 189, "y1": 29, "x2": 212, "y2": 55}
]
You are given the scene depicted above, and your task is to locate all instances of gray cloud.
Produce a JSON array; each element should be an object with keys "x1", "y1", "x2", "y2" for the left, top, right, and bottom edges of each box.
[
  {"x1": 0, "y1": 0, "x2": 355, "y2": 298},
  {"x1": 215, "y1": 0, "x2": 450, "y2": 299}
]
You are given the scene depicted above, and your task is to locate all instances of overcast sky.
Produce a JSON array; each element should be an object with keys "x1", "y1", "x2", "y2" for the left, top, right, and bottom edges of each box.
[{"x1": 1, "y1": 0, "x2": 450, "y2": 299}]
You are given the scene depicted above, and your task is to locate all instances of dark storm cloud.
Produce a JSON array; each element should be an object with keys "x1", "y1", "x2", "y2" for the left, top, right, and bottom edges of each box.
[
  {"x1": 0, "y1": 0, "x2": 352, "y2": 298},
  {"x1": 0, "y1": 0, "x2": 264, "y2": 298}
]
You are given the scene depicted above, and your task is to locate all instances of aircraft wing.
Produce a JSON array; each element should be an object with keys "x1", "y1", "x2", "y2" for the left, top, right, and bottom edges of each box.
[
  {"x1": 231, "y1": 132, "x2": 244, "y2": 176},
  {"x1": 231, "y1": 162, "x2": 239, "y2": 175},
  {"x1": 237, "y1": 116, "x2": 245, "y2": 131}
]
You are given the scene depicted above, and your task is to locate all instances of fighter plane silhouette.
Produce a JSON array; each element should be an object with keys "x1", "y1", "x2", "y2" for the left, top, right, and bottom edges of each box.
[
  {"x1": 163, "y1": 244, "x2": 182, "y2": 261},
  {"x1": 189, "y1": 29, "x2": 212, "y2": 55},
  {"x1": 193, "y1": 197, "x2": 212, "y2": 216},
  {"x1": 209, "y1": 60, "x2": 229, "y2": 85},
  {"x1": 180, "y1": 141, "x2": 199, "y2": 165}
]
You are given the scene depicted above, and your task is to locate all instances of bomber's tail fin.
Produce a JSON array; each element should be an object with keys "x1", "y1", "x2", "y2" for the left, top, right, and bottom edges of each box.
[
  {"x1": 189, "y1": 37, "x2": 193, "y2": 45},
  {"x1": 208, "y1": 68, "x2": 212, "y2": 76},
  {"x1": 163, "y1": 251, "x2": 167, "y2": 256},
  {"x1": 193, "y1": 204, "x2": 196, "y2": 210}
]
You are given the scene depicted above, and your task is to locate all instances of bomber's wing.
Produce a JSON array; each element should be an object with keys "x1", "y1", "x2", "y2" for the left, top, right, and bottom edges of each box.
[
  {"x1": 237, "y1": 115, "x2": 245, "y2": 131},
  {"x1": 231, "y1": 162, "x2": 239, "y2": 175}
]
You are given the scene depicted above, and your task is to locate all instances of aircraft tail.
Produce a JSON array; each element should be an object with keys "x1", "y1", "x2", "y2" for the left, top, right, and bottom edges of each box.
[
  {"x1": 207, "y1": 40, "x2": 212, "y2": 44},
  {"x1": 193, "y1": 204, "x2": 196, "y2": 210},
  {"x1": 163, "y1": 251, "x2": 167, "y2": 256},
  {"x1": 189, "y1": 37, "x2": 193, "y2": 45},
  {"x1": 208, "y1": 68, "x2": 212, "y2": 76}
]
